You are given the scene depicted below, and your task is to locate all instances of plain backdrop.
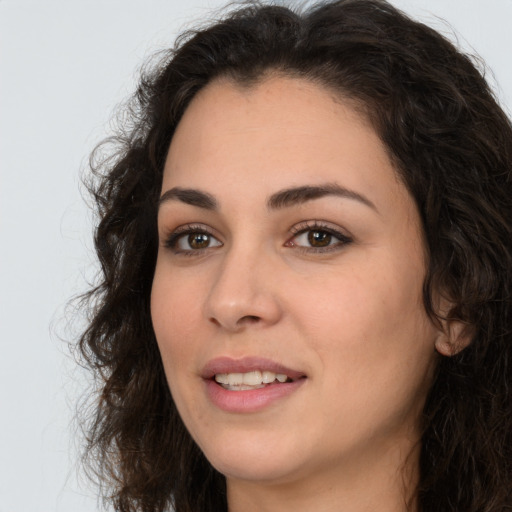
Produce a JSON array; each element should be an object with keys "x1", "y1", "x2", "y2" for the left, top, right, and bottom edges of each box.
[{"x1": 1, "y1": 1, "x2": 511, "y2": 511}]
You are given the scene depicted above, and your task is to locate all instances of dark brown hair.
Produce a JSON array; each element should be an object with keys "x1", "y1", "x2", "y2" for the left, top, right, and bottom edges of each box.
[{"x1": 79, "y1": 1, "x2": 512, "y2": 510}]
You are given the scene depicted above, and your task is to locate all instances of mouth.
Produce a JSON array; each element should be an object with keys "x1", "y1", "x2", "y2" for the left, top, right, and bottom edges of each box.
[
  {"x1": 202, "y1": 357, "x2": 306, "y2": 393},
  {"x1": 214, "y1": 370, "x2": 296, "y2": 391}
]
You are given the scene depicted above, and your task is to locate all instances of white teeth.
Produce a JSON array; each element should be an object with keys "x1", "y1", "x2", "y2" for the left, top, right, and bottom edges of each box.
[
  {"x1": 215, "y1": 373, "x2": 229, "y2": 385},
  {"x1": 227, "y1": 373, "x2": 243, "y2": 386},
  {"x1": 262, "y1": 370, "x2": 275, "y2": 384},
  {"x1": 225, "y1": 384, "x2": 266, "y2": 391},
  {"x1": 243, "y1": 371, "x2": 263, "y2": 386},
  {"x1": 214, "y1": 370, "x2": 290, "y2": 388}
]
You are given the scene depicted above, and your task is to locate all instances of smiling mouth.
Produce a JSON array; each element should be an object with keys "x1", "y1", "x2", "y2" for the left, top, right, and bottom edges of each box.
[
  {"x1": 214, "y1": 370, "x2": 299, "y2": 391},
  {"x1": 203, "y1": 359, "x2": 306, "y2": 411},
  {"x1": 202, "y1": 356, "x2": 306, "y2": 394}
]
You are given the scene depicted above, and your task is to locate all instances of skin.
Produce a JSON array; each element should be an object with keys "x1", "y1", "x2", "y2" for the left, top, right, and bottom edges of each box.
[{"x1": 151, "y1": 75, "x2": 451, "y2": 512}]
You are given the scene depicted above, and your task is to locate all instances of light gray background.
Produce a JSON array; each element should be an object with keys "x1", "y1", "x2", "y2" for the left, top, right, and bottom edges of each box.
[{"x1": 1, "y1": 1, "x2": 511, "y2": 511}]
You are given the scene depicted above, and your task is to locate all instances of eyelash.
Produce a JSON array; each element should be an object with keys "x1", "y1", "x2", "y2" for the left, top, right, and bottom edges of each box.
[
  {"x1": 287, "y1": 220, "x2": 353, "y2": 254},
  {"x1": 163, "y1": 224, "x2": 221, "y2": 256},
  {"x1": 163, "y1": 221, "x2": 352, "y2": 256}
]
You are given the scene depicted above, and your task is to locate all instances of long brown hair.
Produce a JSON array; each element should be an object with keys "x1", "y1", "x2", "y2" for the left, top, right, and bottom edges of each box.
[{"x1": 79, "y1": 1, "x2": 512, "y2": 510}]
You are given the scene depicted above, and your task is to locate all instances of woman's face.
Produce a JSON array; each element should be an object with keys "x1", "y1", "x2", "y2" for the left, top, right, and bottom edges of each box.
[{"x1": 151, "y1": 76, "x2": 441, "y2": 489}]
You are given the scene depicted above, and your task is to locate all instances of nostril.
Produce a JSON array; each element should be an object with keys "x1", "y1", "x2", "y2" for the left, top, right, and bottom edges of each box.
[
  {"x1": 208, "y1": 315, "x2": 260, "y2": 327},
  {"x1": 239, "y1": 315, "x2": 261, "y2": 324}
]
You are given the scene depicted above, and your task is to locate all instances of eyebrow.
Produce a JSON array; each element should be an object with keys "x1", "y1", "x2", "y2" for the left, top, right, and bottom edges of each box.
[
  {"x1": 267, "y1": 183, "x2": 377, "y2": 212},
  {"x1": 158, "y1": 187, "x2": 218, "y2": 210},
  {"x1": 158, "y1": 183, "x2": 377, "y2": 212}
]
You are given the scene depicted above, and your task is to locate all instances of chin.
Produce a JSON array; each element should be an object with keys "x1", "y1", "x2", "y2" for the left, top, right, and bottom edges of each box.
[{"x1": 196, "y1": 429, "x2": 310, "y2": 484}]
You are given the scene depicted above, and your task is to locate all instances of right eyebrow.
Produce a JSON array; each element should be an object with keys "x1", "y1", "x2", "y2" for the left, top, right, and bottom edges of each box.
[{"x1": 158, "y1": 187, "x2": 218, "y2": 211}]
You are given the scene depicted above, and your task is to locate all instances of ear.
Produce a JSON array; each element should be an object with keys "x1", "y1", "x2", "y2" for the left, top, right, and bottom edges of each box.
[
  {"x1": 434, "y1": 318, "x2": 473, "y2": 356},
  {"x1": 431, "y1": 293, "x2": 473, "y2": 356}
]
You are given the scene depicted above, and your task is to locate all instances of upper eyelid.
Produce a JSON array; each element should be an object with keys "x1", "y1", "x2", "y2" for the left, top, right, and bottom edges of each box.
[
  {"x1": 288, "y1": 220, "x2": 352, "y2": 237},
  {"x1": 162, "y1": 223, "x2": 216, "y2": 238}
]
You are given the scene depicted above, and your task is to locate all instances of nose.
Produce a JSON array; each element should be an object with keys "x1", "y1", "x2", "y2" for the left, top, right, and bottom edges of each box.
[{"x1": 204, "y1": 245, "x2": 283, "y2": 332}]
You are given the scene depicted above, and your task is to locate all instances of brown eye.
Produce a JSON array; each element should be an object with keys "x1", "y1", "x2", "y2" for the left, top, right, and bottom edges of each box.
[
  {"x1": 308, "y1": 230, "x2": 332, "y2": 247},
  {"x1": 287, "y1": 224, "x2": 352, "y2": 253},
  {"x1": 170, "y1": 230, "x2": 222, "y2": 252},
  {"x1": 188, "y1": 233, "x2": 210, "y2": 249}
]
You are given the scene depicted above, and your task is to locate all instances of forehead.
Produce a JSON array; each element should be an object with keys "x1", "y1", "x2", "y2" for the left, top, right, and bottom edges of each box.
[{"x1": 163, "y1": 75, "x2": 405, "y2": 215}]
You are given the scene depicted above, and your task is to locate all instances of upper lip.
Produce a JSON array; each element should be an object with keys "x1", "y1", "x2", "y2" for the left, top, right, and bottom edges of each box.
[{"x1": 201, "y1": 356, "x2": 306, "y2": 381}]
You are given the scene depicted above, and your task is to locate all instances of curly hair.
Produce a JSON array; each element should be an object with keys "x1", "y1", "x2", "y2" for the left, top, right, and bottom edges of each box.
[{"x1": 79, "y1": 1, "x2": 512, "y2": 511}]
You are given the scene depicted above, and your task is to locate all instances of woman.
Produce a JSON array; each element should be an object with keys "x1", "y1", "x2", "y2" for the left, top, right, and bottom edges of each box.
[{"x1": 80, "y1": 0, "x2": 512, "y2": 511}]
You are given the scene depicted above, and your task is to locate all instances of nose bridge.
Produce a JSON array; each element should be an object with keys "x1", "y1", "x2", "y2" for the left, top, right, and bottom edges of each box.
[{"x1": 204, "y1": 238, "x2": 281, "y2": 330}]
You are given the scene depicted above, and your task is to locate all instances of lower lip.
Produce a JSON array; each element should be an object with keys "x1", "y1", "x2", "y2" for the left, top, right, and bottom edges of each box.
[{"x1": 204, "y1": 378, "x2": 305, "y2": 413}]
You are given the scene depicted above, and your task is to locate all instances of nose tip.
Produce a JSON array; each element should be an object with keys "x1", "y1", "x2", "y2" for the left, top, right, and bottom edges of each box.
[{"x1": 204, "y1": 258, "x2": 282, "y2": 332}]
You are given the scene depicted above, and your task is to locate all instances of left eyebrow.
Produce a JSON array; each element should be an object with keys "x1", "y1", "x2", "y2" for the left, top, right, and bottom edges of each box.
[{"x1": 267, "y1": 183, "x2": 378, "y2": 212}]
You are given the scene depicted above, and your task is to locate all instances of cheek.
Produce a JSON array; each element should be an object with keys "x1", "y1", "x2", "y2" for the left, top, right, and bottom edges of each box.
[
  {"x1": 150, "y1": 264, "x2": 204, "y2": 369},
  {"x1": 292, "y1": 258, "x2": 423, "y2": 338},
  {"x1": 298, "y1": 275, "x2": 435, "y2": 447},
  {"x1": 291, "y1": 253, "x2": 435, "y2": 385}
]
